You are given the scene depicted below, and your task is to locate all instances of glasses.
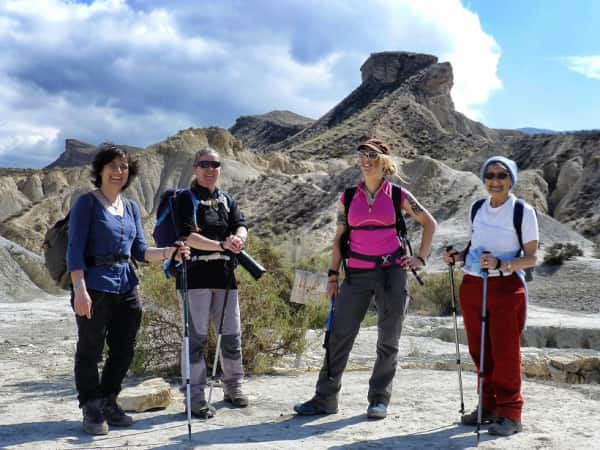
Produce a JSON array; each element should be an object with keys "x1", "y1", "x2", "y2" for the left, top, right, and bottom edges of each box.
[
  {"x1": 358, "y1": 150, "x2": 380, "y2": 160},
  {"x1": 194, "y1": 160, "x2": 221, "y2": 169},
  {"x1": 484, "y1": 171, "x2": 509, "y2": 180},
  {"x1": 106, "y1": 162, "x2": 129, "y2": 172}
]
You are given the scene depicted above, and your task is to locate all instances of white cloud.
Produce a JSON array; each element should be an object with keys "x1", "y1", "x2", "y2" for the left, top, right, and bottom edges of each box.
[
  {"x1": 0, "y1": 0, "x2": 501, "y2": 167},
  {"x1": 563, "y1": 56, "x2": 600, "y2": 80}
]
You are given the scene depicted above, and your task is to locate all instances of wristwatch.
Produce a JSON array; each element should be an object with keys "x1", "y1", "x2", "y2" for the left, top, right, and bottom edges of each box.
[{"x1": 73, "y1": 281, "x2": 84, "y2": 290}]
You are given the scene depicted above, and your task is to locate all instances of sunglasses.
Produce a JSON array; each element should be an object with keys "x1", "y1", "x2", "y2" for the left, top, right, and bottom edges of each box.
[
  {"x1": 484, "y1": 171, "x2": 510, "y2": 180},
  {"x1": 358, "y1": 150, "x2": 380, "y2": 160},
  {"x1": 194, "y1": 160, "x2": 221, "y2": 169}
]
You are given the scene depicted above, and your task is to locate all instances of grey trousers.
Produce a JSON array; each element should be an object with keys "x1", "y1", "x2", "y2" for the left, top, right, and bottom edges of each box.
[
  {"x1": 178, "y1": 288, "x2": 244, "y2": 403},
  {"x1": 316, "y1": 266, "x2": 408, "y2": 407}
]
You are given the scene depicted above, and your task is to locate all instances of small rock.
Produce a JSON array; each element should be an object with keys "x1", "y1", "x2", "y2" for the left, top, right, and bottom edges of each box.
[{"x1": 118, "y1": 378, "x2": 173, "y2": 412}]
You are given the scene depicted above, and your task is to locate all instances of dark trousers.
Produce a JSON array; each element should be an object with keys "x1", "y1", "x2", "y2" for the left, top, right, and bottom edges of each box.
[
  {"x1": 72, "y1": 288, "x2": 142, "y2": 407},
  {"x1": 315, "y1": 266, "x2": 408, "y2": 407},
  {"x1": 460, "y1": 274, "x2": 526, "y2": 421}
]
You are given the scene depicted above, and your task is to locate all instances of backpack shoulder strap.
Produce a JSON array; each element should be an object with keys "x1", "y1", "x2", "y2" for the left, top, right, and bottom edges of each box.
[
  {"x1": 391, "y1": 184, "x2": 407, "y2": 236},
  {"x1": 470, "y1": 198, "x2": 486, "y2": 223},
  {"x1": 463, "y1": 198, "x2": 486, "y2": 262},
  {"x1": 513, "y1": 198, "x2": 525, "y2": 252},
  {"x1": 343, "y1": 186, "x2": 357, "y2": 224}
]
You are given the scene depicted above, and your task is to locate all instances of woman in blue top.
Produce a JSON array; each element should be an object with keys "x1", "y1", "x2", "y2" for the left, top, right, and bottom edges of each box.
[{"x1": 67, "y1": 143, "x2": 189, "y2": 436}]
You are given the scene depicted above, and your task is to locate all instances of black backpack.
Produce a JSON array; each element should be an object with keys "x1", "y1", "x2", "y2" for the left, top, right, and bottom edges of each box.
[
  {"x1": 466, "y1": 198, "x2": 535, "y2": 281},
  {"x1": 339, "y1": 183, "x2": 406, "y2": 259}
]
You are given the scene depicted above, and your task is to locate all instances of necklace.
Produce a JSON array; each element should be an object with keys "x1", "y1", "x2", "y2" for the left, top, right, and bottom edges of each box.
[{"x1": 98, "y1": 190, "x2": 121, "y2": 209}]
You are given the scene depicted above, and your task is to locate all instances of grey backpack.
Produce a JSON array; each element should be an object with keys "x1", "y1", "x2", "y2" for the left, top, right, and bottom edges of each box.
[{"x1": 43, "y1": 212, "x2": 72, "y2": 290}]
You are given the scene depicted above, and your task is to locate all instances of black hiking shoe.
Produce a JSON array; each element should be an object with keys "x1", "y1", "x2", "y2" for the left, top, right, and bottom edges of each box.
[
  {"x1": 224, "y1": 391, "x2": 249, "y2": 408},
  {"x1": 101, "y1": 394, "x2": 133, "y2": 427},
  {"x1": 82, "y1": 399, "x2": 109, "y2": 435},
  {"x1": 189, "y1": 400, "x2": 216, "y2": 419},
  {"x1": 293, "y1": 396, "x2": 338, "y2": 416},
  {"x1": 488, "y1": 417, "x2": 523, "y2": 436},
  {"x1": 461, "y1": 407, "x2": 496, "y2": 426}
]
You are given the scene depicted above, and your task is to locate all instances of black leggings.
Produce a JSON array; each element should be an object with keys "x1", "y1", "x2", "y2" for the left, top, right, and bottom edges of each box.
[{"x1": 72, "y1": 288, "x2": 142, "y2": 407}]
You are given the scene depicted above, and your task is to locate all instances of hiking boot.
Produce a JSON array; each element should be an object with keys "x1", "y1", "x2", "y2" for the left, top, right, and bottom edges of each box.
[
  {"x1": 82, "y1": 399, "x2": 109, "y2": 435},
  {"x1": 101, "y1": 394, "x2": 133, "y2": 427},
  {"x1": 366, "y1": 402, "x2": 387, "y2": 419},
  {"x1": 293, "y1": 396, "x2": 338, "y2": 416},
  {"x1": 488, "y1": 417, "x2": 523, "y2": 436},
  {"x1": 224, "y1": 391, "x2": 249, "y2": 408},
  {"x1": 190, "y1": 400, "x2": 216, "y2": 419},
  {"x1": 461, "y1": 407, "x2": 496, "y2": 426}
]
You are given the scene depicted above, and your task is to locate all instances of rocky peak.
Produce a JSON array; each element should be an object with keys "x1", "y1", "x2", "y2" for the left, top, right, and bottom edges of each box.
[
  {"x1": 46, "y1": 139, "x2": 143, "y2": 169},
  {"x1": 360, "y1": 51, "x2": 439, "y2": 85},
  {"x1": 229, "y1": 110, "x2": 315, "y2": 150}
]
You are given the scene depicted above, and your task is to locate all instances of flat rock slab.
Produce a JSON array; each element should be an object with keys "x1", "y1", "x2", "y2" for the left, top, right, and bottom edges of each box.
[{"x1": 118, "y1": 377, "x2": 173, "y2": 412}]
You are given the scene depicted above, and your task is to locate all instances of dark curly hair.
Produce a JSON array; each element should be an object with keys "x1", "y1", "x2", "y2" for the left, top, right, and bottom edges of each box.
[{"x1": 91, "y1": 142, "x2": 139, "y2": 190}]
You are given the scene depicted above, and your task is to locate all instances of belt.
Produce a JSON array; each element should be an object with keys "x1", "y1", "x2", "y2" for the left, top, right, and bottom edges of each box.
[
  {"x1": 347, "y1": 248, "x2": 404, "y2": 265},
  {"x1": 190, "y1": 253, "x2": 231, "y2": 262},
  {"x1": 87, "y1": 254, "x2": 130, "y2": 266}
]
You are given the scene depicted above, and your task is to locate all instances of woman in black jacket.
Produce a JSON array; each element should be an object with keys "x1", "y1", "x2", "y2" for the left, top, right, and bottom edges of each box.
[{"x1": 174, "y1": 147, "x2": 248, "y2": 419}]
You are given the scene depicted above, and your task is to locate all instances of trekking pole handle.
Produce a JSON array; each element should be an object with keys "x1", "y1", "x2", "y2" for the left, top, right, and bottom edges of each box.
[
  {"x1": 445, "y1": 245, "x2": 456, "y2": 267},
  {"x1": 482, "y1": 250, "x2": 491, "y2": 275}
]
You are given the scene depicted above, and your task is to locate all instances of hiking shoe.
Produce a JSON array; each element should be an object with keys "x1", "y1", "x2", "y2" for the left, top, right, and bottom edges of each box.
[
  {"x1": 488, "y1": 417, "x2": 523, "y2": 436},
  {"x1": 293, "y1": 396, "x2": 338, "y2": 416},
  {"x1": 190, "y1": 400, "x2": 216, "y2": 419},
  {"x1": 101, "y1": 394, "x2": 133, "y2": 427},
  {"x1": 461, "y1": 407, "x2": 496, "y2": 426},
  {"x1": 366, "y1": 402, "x2": 387, "y2": 419},
  {"x1": 224, "y1": 391, "x2": 249, "y2": 408},
  {"x1": 82, "y1": 399, "x2": 109, "y2": 435}
]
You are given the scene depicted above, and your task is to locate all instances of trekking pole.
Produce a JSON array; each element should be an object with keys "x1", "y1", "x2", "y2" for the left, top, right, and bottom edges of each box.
[
  {"x1": 180, "y1": 258, "x2": 192, "y2": 440},
  {"x1": 446, "y1": 245, "x2": 465, "y2": 416},
  {"x1": 403, "y1": 236, "x2": 424, "y2": 286},
  {"x1": 207, "y1": 261, "x2": 233, "y2": 405},
  {"x1": 324, "y1": 294, "x2": 336, "y2": 380},
  {"x1": 476, "y1": 251, "x2": 491, "y2": 443}
]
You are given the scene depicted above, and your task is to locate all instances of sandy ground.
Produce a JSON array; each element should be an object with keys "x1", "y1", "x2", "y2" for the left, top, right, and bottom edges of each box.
[{"x1": 2, "y1": 295, "x2": 600, "y2": 449}]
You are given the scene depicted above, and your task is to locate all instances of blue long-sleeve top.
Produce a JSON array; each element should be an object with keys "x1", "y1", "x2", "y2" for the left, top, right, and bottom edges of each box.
[{"x1": 67, "y1": 192, "x2": 148, "y2": 294}]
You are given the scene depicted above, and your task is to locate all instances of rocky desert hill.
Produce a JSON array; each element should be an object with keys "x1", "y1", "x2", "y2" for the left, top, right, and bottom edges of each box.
[
  {"x1": 230, "y1": 110, "x2": 315, "y2": 150},
  {"x1": 0, "y1": 51, "x2": 598, "y2": 295}
]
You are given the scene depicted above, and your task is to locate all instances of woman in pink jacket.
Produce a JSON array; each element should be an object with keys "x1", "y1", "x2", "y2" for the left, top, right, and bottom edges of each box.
[{"x1": 294, "y1": 138, "x2": 436, "y2": 419}]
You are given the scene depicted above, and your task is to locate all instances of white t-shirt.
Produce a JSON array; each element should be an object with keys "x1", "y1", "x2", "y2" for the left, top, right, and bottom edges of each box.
[{"x1": 464, "y1": 194, "x2": 539, "y2": 277}]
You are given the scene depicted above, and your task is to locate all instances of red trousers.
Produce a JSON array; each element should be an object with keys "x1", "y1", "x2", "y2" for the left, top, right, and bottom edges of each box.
[{"x1": 460, "y1": 273, "x2": 526, "y2": 421}]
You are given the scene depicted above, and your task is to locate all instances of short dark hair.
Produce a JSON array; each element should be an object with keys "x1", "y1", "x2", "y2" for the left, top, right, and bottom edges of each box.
[{"x1": 90, "y1": 142, "x2": 139, "y2": 190}]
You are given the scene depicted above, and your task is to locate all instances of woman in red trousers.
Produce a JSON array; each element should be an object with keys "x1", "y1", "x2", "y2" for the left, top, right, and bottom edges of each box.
[{"x1": 442, "y1": 156, "x2": 538, "y2": 436}]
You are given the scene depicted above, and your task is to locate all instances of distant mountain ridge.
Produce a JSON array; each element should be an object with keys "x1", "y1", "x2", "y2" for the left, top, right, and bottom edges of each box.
[{"x1": 0, "y1": 50, "x2": 598, "y2": 298}]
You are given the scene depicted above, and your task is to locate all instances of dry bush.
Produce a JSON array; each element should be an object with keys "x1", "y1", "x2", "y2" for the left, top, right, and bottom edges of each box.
[
  {"x1": 132, "y1": 236, "x2": 323, "y2": 376},
  {"x1": 543, "y1": 242, "x2": 583, "y2": 266},
  {"x1": 408, "y1": 270, "x2": 463, "y2": 316}
]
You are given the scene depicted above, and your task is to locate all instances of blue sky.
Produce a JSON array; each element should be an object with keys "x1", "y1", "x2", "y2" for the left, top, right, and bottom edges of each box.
[
  {"x1": 0, "y1": 0, "x2": 598, "y2": 168},
  {"x1": 466, "y1": 0, "x2": 600, "y2": 131}
]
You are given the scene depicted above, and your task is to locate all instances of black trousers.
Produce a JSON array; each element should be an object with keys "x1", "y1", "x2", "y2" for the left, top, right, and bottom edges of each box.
[{"x1": 72, "y1": 288, "x2": 142, "y2": 407}]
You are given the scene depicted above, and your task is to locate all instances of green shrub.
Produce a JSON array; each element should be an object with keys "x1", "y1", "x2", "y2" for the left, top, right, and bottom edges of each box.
[
  {"x1": 543, "y1": 242, "x2": 583, "y2": 266},
  {"x1": 132, "y1": 236, "x2": 321, "y2": 376},
  {"x1": 408, "y1": 270, "x2": 463, "y2": 316}
]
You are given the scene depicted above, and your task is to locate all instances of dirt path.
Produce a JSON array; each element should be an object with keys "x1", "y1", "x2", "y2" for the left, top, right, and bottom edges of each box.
[{"x1": 2, "y1": 295, "x2": 600, "y2": 449}]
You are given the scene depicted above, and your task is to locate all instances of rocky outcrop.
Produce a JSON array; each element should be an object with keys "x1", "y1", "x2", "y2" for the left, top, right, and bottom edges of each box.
[
  {"x1": 509, "y1": 131, "x2": 600, "y2": 241},
  {"x1": 360, "y1": 51, "x2": 438, "y2": 84},
  {"x1": 0, "y1": 128, "x2": 263, "y2": 253},
  {"x1": 267, "y1": 51, "x2": 501, "y2": 171},
  {"x1": 46, "y1": 139, "x2": 144, "y2": 169},
  {"x1": 230, "y1": 110, "x2": 314, "y2": 150}
]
